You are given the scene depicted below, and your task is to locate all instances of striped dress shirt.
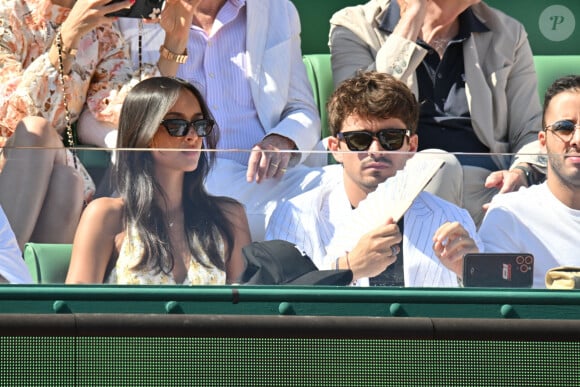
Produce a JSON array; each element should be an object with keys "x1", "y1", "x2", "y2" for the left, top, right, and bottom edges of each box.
[{"x1": 266, "y1": 177, "x2": 483, "y2": 287}]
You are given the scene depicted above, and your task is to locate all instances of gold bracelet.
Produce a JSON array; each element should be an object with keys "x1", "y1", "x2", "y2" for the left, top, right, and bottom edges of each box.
[
  {"x1": 62, "y1": 44, "x2": 77, "y2": 58},
  {"x1": 159, "y1": 45, "x2": 188, "y2": 64}
]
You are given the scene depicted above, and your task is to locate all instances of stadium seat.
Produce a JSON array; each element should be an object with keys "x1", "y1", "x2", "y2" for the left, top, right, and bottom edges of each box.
[
  {"x1": 533, "y1": 55, "x2": 580, "y2": 103},
  {"x1": 23, "y1": 243, "x2": 72, "y2": 284},
  {"x1": 303, "y1": 54, "x2": 334, "y2": 139}
]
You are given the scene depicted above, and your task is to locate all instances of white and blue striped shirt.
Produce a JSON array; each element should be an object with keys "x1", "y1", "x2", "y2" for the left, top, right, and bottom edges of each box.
[{"x1": 266, "y1": 176, "x2": 482, "y2": 287}]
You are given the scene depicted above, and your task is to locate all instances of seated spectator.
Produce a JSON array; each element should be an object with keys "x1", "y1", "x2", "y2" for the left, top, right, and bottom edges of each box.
[
  {"x1": 266, "y1": 71, "x2": 481, "y2": 287},
  {"x1": 115, "y1": 0, "x2": 324, "y2": 241},
  {"x1": 479, "y1": 75, "x2": 580, "y2": 288},
  {"x1": 0, "y1": 205, "x2": 32, "y2": 284},
  {"x1": 0, "y1": 0, "x2": 197, "y2": 249},
  {"x1": 66, "y1": 77, "x2": 251, "y2": 285},
  {"x1": 329, "y1": 0, "x2": 545, "y2": 225}
]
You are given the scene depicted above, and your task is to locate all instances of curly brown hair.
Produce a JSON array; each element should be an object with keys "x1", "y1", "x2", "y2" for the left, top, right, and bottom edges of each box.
[{"x1": 327, "y1": 71, "x2": 419, "y2": 136}]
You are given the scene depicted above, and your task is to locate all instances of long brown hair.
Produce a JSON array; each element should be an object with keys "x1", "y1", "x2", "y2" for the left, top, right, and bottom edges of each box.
[{"x1": 114, "y1": 76, "x2": 236, "y2": 274}]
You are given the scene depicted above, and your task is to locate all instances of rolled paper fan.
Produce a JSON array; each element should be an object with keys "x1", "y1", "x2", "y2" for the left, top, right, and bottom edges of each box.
[{"x1": 328, "y1": 157, "x2": 445, "y2": 254}]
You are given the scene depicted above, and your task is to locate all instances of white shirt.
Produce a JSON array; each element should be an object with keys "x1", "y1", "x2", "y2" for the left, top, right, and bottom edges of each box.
[
  {"x1": 479, "y1": 183, "x2": 580, "y2": 288},
  {"x1": 265, "y1": 164, "x2": 345, "y2": 268},
  {"x1": 178, "y1": 0, "x2": 265, "y2": 165},
  {"x1": 117, "y1": 0, "x2": 320, "y2": 166},
  {"x1": 266, "y1": 166, "x2": 482, "y2": 287},
  {"x1": 0, "y1": 206, "x2": 32, "y2": 284}
]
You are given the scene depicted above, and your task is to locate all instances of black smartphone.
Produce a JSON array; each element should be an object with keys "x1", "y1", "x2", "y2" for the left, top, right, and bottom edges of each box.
[
  {"x1": 107, "y1": 0, "x2": 164, "y2": 19},
  {"x1": 462, "y1": 253, "x2": 534, "y2": 288}
]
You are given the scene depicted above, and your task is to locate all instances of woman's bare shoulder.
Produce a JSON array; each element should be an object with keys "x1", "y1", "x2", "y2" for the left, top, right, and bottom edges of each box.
[
  {"x1": 82, "y1": 197, "x2": 125, "y2": 229},
  {"x1": 214, "y1": 197, "x2": 246, "y2": 218}
]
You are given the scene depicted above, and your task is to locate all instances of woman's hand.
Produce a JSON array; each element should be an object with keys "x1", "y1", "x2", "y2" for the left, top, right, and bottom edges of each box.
[{"x1": 61, "y1": 0, "x2": 134, "y2": 50}]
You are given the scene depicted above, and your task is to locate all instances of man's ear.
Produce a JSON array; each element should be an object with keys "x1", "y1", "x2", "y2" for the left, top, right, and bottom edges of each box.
[
  {"x1": 408, "y1": 134, "x2": 419, "y2": 152},
  {"x1": 539, "y1": 130, "x2": 547, "y2": 151},
  {"x1": 327, "y1": 136, "x2": 344, "y2": 163}
]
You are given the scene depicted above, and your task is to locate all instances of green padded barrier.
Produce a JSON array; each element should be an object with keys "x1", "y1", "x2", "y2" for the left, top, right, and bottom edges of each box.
[
  {"x1": 534, "y1": 55, "x2": 580, "y2": 103},
  {"x1": 292, "y1": 0, "x2": 580, "y2": 55},
  {"x1": 23, "y1": 243, "x2": 72, "y2": 284},
  {"x1": 2, "y1": 286, "x2": 580, "y2": 319}
]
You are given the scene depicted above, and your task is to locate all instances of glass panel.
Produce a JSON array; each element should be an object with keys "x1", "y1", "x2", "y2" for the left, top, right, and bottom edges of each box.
[{"x1": 0, "y1": 147, "x2": 567, "y2": 291}]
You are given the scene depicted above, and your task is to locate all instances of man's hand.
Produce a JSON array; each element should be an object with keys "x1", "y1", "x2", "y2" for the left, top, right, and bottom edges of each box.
[
  {"x1": 393, "y1": 0, "x2": 429, "y2": 41},
  {"x1": 482, "y1": 168, "x2": 528, "y2": 211},
  {"x1": 346, "y1": 218, "x2": 402, "y2": 280},
  {"x1": 159, "y1": 0, "x2": 200, "y2": 40},
  {"x1": 432, "y1": 221, "x2": 479, "y2": 277},
  {"x1": 246, "y1": 134, "x2": 296, "y2": 183}
]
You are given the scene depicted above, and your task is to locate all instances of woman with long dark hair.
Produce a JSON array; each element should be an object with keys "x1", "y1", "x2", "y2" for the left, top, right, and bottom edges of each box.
[{"x1": 66, "y1": 77, "x2": 251, "y2": 284}]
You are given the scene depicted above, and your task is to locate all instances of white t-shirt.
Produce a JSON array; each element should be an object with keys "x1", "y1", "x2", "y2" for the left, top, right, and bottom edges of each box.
[
  {"x1": 0, "y1": 206, "x2": 32, "y2": 284},
  {"x1": 479, "y1": 183, "x2": 580, "y2": 288}
]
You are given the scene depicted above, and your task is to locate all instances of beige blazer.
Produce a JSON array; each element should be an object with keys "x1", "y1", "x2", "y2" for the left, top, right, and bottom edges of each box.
[{"x1": 330, "y1": 0, "x2": 544, "y2": 170}]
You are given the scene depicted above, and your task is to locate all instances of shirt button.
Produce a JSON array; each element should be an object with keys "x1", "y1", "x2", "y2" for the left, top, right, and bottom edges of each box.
[
  {"x1": 437, "y1": 73, "x2": 443, "y2": 79},
  {"x1": 393, "y1": 65, "x2": 402, "y2": 74},
  {"x1": 209, "y1": 73, "x2": 215, "y2": 78}
]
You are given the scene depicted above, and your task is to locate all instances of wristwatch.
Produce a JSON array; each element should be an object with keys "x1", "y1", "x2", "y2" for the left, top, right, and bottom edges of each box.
[
  {"x1": 513, "y1": 165, "x2": 541, "y2": 187},
  {"x1": 159, "y1": 45, "x2": 188, "y2": 64}
]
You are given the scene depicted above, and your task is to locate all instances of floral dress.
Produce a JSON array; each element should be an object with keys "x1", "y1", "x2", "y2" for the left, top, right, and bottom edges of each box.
[
  {"x1": 106, "y1": 224, "x2": 227, "y2": 285},
  {"x1": 0, "y1": 0, "x2": 158, "y2": 199}
]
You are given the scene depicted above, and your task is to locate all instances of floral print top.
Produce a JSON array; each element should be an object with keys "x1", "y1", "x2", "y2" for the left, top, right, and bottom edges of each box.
[
  {"x1": 0, "y1": 0, "x2": 158, "y2": 147},
  {"x1": 106, "y1": 224, "x2": 227, "y2": 285}
]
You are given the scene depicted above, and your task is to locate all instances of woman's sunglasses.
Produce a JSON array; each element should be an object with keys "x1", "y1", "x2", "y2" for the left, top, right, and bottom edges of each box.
[
  {"x1": 161, "y1": 118, "x2": 215, "y2": 137},
  {"x1": 337, "y1": 129, "x2": 411, "y2": 151},
  {"x1": 545, "y1": 120, "x2": 580, "y2": 142}
]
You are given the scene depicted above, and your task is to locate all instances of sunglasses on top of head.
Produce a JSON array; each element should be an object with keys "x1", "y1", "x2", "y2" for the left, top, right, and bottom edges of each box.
[
  {"x1": 336, "y1": 128, "x2": 411, "y2": 151},
  {"x1": 160, "y1": 118, "x2": 215, "y2": 137},
  {"x1": 544, "y1": 119, "x2": 580, "y2": 142}
]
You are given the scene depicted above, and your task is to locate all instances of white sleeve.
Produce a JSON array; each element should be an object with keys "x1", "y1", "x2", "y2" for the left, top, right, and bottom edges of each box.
[
  {"x1": 265, "y1": 200, "x2": 316, "y2": 265},
  {"x1": 0, "y1": 206, "x2": 32, "y2": 284},
  {"x1": 479, "y1": 205, "x2": 522, "y2": 253}
]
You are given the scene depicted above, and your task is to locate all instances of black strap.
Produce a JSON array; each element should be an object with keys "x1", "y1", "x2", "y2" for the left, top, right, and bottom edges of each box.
[{"x1": 368, "y1": 218, "x2": 404, "y2": 287}]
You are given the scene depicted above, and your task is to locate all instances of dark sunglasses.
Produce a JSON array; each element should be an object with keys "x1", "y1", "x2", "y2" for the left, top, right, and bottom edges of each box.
[
  {"x1": 160, "y1": 118, "x2": 215, "y2": 137},
  {"x1": 544, "y1": 119, "x2": 580, "y2": 142},
  {"x1": 337, "y1": 129, "x2": 411, "y2": 151}
]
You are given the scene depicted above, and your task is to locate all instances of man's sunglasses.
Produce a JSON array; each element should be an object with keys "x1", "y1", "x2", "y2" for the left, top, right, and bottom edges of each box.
[
  {"x1": 336, "y1": 129, "x2": 411, "y2": 151},
  {"x1": 160, "y1": 118, "x2": 215, "y2": 137},
  {"x1": 545, "y1": 120, "x2": 580, "y2": 142}
]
